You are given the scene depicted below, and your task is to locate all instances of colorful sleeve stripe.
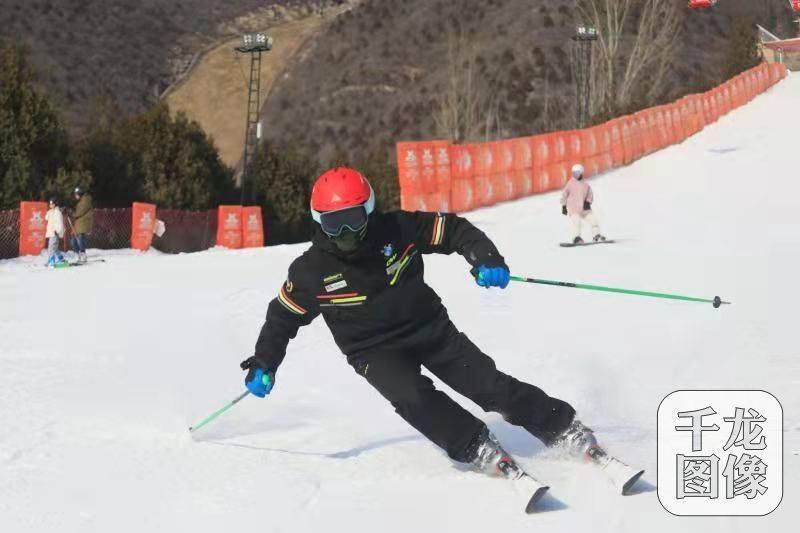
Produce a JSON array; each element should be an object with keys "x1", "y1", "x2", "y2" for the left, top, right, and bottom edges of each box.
[
  {"x1": 430, "y1": 214, "x2": 445, "y2": 246},
  {"x1": 278, "y1": 286, "x2": 307, "y2": 315}
]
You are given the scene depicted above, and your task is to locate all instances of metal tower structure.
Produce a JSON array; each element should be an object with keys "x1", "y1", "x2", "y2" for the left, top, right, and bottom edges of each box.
[
  {"x1": 570, "y1": 25, "x2": 598, "y2": 129},
  {"x1": 235, "y1": 32, "x2": 273, "y2": 204}
]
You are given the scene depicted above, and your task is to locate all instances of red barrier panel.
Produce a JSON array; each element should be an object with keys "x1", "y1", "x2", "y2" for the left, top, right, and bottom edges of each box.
[
  {"x1": 531, "y1": 165, "x2": 550, "y2": 194},
  {"x1": 545, "y1": 162, "x2": 569, "y2": 191},
  {"x1": 634, "y1": 112, "x2": 652, "y2": 155},
  {"x1": 497, "y1": 140, "x2": 515, "y2": 173},
  {"x1": 530, "y1": 134, "x2": 553, "y2": 168},
  {"x1": 400, "y1": 192, "x2": 426, "y2": 212},
  {"x1": 449, "y1": 144, "x2": 473, "y2": 181},
  {"x1": 585, "y1": 156, "x2": 601, "y2": 178},
  {"x1": 515, "y1": 168, "x2": 534, "y2": 196},
  {"x1": 594, "y1": 125, "x2": 612, "y2": 157},
  {"x1": 216, "y1": 205, "x2": 243, "y2": 249},
  {"x1": 722, "y1": 85, "x2": 733, "y2": 115},
  {"x1": 451, "y1": 177, "x2": 476, "y2": 212},
  {"x1": 567, "y1": 130, "x2": 584, "y2": 161},
  {"x1": 669, "y1": 105, "x2": 684, "y2": 144},
  {"x1": 474, "y1": 172, "x2": 494, "y2": 207},
  {"x1": 581, "y1": 128, "x2": 600, "y2": 157},
  {"x1": 242, "y1": 206, "x2": 265, "y2": 248},
  {"x1": 18, "y1": 201, "x2": 48, "y2": 256},
  {"x1": 620, "y1": 117, "x2": 634, "y2": 165},
  {"x1": 551, "y1": 133, "x2": 569, "y2": 163},
  {"x1": 512, "y1": 137, "x2": 533, "y2": 170},
  {"x1": 599, "y1": 152, "x2": 614, "y2": 173},
  {"x1": 396, "y1": 142, "x2": 423, "y2": 193},
  {"x1": 491, "y1": 172, "x2": 515, "y2": 203},
  {"x1": 608, "y1": 120, "x2": 625, "y2": 167},
  {"x1": 420, "y1": 143, "x2": 438, "y2": 194},
  {"x1": 131, "y1": 202, "x2": 156, "y2": 251},
  {"x1": 432, "y1": 141, "x2": 452, "y2": 212},
  {"x1": 397, "y1": 141, "x2": 448, "y2": 194}
]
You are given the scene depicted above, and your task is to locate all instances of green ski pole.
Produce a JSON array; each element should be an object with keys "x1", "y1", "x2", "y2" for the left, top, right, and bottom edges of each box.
[
  {"x1": 509, "y1": 275, "x2": 730, "y2": 308},
  {"x1": 189, "y1": 390, "x2": 250, "y2": 433}
]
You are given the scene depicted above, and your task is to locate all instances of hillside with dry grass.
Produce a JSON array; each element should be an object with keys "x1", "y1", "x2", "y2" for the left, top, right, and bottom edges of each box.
[
  {"x1": 0, "y1": 0, "x2": 326, "y2": 130},
  {"x1": 165, "y1": 2, "x2": 356, "y2": 169},
  {"x1": 260, "y1": 0, "x2": 796, "y2": 164}
]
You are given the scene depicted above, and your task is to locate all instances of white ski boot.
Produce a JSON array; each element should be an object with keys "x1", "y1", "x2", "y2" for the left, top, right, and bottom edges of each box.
[
  {"x1": 552, "y1": 419, "x2": 644, "y2": 495},
  {"x1": 550, "y1": 418, "x2": 598, "y2": 457},
  {"x1": 469, "y1": 429, "x2": 550, "y2": 513}
]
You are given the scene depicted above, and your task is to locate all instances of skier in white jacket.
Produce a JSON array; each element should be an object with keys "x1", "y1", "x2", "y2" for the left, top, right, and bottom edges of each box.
[
  {"x1": 560, "y1": 164, "x2": 606, "y2": 245},
  {"x1": 45, "y1": 198, "x2": 66, "y2": 266}
]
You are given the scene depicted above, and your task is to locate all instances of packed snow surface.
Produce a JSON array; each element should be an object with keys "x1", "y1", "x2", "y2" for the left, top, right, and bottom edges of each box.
[{"x1": 2, "y1": 75, "x2": 799, "y2": 532}]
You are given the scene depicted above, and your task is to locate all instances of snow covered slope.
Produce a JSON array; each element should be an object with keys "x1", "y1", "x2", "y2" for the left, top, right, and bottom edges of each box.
[{"x1": 2, "y1": 75, "x2": 799, "y2": 532}]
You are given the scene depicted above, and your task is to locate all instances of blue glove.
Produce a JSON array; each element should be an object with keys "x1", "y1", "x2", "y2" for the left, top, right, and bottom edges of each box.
[
  {"x1": 240, "y1": 357, "x2": 275, "y2": 398},
  {"x1": 476, "y1": 265, "x2": 510, "y2": 289}
]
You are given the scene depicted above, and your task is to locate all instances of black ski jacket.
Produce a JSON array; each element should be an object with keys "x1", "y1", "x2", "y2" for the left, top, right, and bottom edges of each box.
[{"x1": 253, "y1": 211, "x2": 508, "y2": 370}]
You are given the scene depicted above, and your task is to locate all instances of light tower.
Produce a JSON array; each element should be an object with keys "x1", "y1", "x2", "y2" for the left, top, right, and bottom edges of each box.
[
  {"x1": 235, "y1": 32, "x2": 273, "y2": 204},
  {"x1": 570, "y1": 25, "x2": 598, "y2": 129}
]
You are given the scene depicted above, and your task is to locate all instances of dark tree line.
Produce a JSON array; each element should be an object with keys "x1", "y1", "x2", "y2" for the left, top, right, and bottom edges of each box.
[{"x1": 1, "y1": 40, "x2": 235, "y2": 211}]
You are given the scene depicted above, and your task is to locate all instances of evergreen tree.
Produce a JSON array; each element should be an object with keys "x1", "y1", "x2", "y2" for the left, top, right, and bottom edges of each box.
[
  {"x1": 325, "y1": 144, "x2": 400, "y2": 212},
  {"x1": 250, "y1": 141, "x2": 319, "y2": 243},
  {"x1": 74, "y1": 97, "x2": 140, "y2": 207},
  {"x1": 123, "y1": 104, "x2": 235, "y2": 210},
  {"x1": 0, "y1": 41, "x2": 71, "y2": 209}
]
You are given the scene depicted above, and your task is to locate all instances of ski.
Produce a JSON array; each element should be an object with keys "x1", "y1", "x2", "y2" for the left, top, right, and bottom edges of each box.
[
  {"x1": 585, "y1": 445, "x2": 644, "y2": 495},
  {"x1": 559, "y1": 239, "x2": 615, "y2": 248},
  {"x1": 519, "y1": 473, "x2": 550, "y2": 513}
]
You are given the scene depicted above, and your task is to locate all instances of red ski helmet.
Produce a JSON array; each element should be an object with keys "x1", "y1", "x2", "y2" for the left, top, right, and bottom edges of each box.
[{"x1": 310, "y1": 167, "x2": 375, "y2": 236}]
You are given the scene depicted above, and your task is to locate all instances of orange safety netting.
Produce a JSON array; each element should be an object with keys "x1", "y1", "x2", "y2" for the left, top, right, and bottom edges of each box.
[{"x1": 397, "y1": 63, "x2": 788, "y2": 213}]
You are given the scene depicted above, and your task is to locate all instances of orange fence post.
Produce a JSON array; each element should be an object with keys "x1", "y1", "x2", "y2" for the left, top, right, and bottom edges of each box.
[
  {"x1": 242, "y1": 206, "x2": 265, "y2": 248},
  {"x1": 18, "y1": 201, "x2": 48, "y2": 256},
  {"x1": 131, "y1": 202, "x2": 156, "y2": 251},
  {"x1": 216, "y1": 205, "x2": 243, "y2": 249}
]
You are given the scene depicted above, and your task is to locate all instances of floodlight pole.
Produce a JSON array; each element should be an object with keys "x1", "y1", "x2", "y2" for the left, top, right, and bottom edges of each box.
[
  {"x1": 235, "y1": 33, "x2": 273, "y2": 205},
  {"x1": 570, "y1": 26, "x2": 597, "y2": 129}
]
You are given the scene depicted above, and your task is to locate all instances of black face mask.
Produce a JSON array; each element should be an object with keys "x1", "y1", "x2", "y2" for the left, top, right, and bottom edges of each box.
[{"x1": 331, "y1": 225, "x2": 368, "y2": 253}]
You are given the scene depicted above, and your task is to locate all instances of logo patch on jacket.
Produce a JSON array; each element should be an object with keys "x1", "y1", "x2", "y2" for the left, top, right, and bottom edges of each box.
[
  {"x1": 325, "y1": 279, "x2": 348, "y2": 292},
  {"x1": 324, "y1": 273, "x2": 343, "y2": 284}
]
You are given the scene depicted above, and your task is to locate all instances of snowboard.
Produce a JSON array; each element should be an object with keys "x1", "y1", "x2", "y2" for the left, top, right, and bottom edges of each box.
[
  {"x1": 559, "y1": 239, "x2": 615, "y2": 248},
  {"x1": 53, "y1": 258, "x2": 106, "y2": 268}
]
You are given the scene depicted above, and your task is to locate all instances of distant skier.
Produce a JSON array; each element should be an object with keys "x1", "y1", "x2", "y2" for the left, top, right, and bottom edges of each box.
[
  {"x1": 70, "y1": 187, "x2": 93, "y2": 263},
  {"x1": 241, "y1": 167, "x2": 599, "y2": 485},
  {"x1": 561, "y1": 164, "x2": 606, "y2": 245},
  {"x1": 45, "y1": 198, "x2": 66, "y2": 267}
]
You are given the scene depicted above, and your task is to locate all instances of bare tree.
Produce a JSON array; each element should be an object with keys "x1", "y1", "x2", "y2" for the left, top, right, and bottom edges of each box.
[
  {"x1": 432, "y1": 29, "x2": 487, "y2": 143},
  {"x1": 577, "y1": 0, "x2": 682, "y2": 117},
  {"x1": 618, "y1": 0, "x2": 682, "y2": 107}
]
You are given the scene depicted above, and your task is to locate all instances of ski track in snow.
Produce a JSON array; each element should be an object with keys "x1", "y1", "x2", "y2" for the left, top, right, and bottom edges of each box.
[{"x1": 2, "y1": 76, "x2": 800, "y2": 532}]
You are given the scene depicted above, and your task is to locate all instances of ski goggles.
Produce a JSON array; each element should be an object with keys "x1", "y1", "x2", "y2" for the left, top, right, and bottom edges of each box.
[{"x1": 313, "y1": 205, "x2": 370, "y2": 237}]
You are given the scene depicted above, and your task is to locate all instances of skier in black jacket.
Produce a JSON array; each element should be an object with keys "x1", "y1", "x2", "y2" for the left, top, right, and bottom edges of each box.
[{"x1": 241, "y1": 167, "x2": 596, "y2": 479}]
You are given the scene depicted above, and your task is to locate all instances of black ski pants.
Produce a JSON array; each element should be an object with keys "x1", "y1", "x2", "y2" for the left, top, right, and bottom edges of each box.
[{"x1": 349, "y1": 321, "x2": 575, "y2": 463}]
